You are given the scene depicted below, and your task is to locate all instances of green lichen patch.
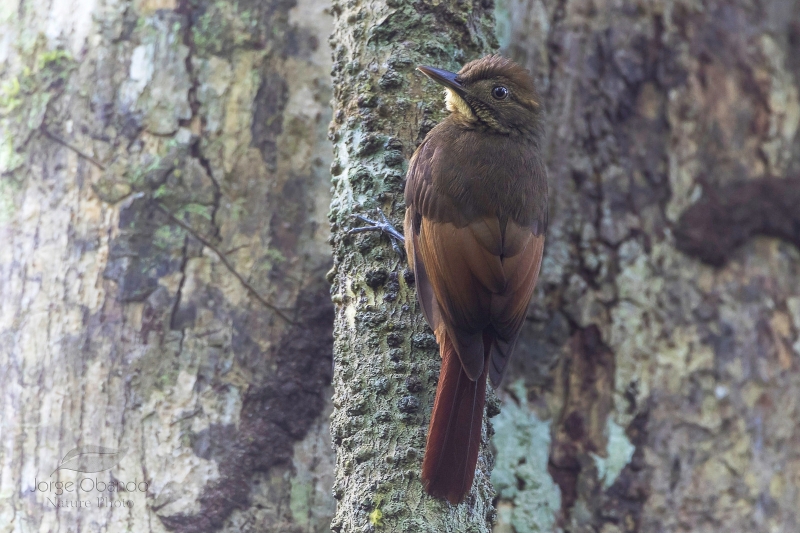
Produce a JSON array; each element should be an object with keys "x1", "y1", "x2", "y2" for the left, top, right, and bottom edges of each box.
[
  {"x1": 128, "y1": 14, "x2": 192, "y2": 135},
  {"x1": 591, "y1": 418, "x2": 636, "y2": 489},
  {"x1": 0, "y1": 44, "x2": 75, "y2": 118},
  {"x1": 0, "y1": 43, "x2": 76, "y2": 175},
  {"x1": 0, "y1": 76, "x2": 22, "y2": 113},
  {"x1": 492, "y1": 380, "x2": 560, "y2": 532},
  {"x1": 0, "y1": 176, "x2": 23, "y2": 223},
  {"x1": 184, "y1": 0, "x2": 292, "y2": 57}
]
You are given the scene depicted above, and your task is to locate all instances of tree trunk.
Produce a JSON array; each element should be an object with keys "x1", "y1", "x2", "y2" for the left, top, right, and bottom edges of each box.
[
  {"x1": 489, "y1": 0, "x2": 800, "y2": 532},
  {"x1": 4, "y1": 0, "x2": 800, "y2": 532},
  {"x1": 0, "y1": 0, "x2": 336, "y2": 531},
  {"x1": 326, "y1": 0, "x2": 500, "y2": 531}
]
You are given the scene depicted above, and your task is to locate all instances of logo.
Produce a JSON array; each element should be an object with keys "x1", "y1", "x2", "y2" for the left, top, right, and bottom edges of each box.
[
  {"x1": 30, "y1": 444, "x2": 147, "y2": 509},
  {"x1": 51, "y1": 445, "x2": 127, "y2": 476}
]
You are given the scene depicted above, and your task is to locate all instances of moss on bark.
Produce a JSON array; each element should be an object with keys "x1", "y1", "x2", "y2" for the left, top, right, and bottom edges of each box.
[{"x1": 327, "y1": 0, "x2": 500, "y2": 531}]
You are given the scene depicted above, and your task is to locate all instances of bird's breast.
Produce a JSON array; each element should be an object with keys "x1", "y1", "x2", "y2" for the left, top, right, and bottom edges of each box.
[{"x1": 434, "y1": 126, "x2": 545, "y2": 229}]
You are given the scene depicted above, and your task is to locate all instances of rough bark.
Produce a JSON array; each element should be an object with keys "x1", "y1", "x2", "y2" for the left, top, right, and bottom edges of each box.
[
  {"x1": 0, "y1": 0, "x2": 336, "y2": 531},
  {"x1": 326, "y1": 0, "x2": 500, "y2": 531},
  {"x1": 490, "y1": 0, "x2": 800, "y2": 532},
  {"x1": 4, "y1": 0, "x2": 800, "y2": 532}
]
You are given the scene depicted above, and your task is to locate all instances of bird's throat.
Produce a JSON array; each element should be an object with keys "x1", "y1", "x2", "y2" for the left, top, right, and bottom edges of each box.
[{"x1": 444, "y1": 89, "x2": 476, "y2": 121}]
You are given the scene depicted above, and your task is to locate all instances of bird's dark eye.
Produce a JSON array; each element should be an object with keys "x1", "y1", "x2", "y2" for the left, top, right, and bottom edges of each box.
[{"x1": 491, "y1": 86, "x2": 509, "y2": 100}]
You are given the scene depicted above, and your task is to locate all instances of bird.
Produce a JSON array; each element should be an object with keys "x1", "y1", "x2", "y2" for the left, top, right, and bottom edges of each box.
[{"x1": 404, "y1": 55, "x2": 547, "y2": 504}]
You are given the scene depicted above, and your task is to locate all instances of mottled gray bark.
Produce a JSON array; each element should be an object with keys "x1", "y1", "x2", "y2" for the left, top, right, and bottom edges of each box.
[
  {"x1": 326, "y1": 0, "x2": 500, "y2": 531},
  {"x1": 0, "y1": 0, "x2": 336, "y2": 531},
  {"x1": 489, "y1": 0, "x2": 800, "y2": 532}
]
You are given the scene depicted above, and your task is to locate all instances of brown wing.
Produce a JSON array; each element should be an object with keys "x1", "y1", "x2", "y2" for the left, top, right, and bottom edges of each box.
[
  {"x1": 404, "y1": 133, "x2": 546, "y2": 384},
  {"x1": 414, "y1": 215, "x2": 543, "y2": 382},
  {"x1": 404, "y1": 207, "x2": 442, "y2": 335},
  {"x1": 487, "y1": 226, "x2": 544, "y2": 385},
  {"x1": 415, "y1": 217, "x2": 494, "y2": 380}
]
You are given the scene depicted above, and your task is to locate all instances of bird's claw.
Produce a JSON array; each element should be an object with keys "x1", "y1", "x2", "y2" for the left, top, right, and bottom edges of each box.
[{"x1": 348, "y1": 209, "x2": 406, "y2": 258}]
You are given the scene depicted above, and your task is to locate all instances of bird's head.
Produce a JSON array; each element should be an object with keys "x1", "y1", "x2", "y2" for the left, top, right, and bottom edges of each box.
[{"x1": 417, "y1": 55, "x2": 541, "y2": 135}]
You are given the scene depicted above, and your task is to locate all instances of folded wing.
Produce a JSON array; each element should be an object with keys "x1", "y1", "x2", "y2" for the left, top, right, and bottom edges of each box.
[{"x1": 404, "y1": 136, "x2": 545, "y2": 385}]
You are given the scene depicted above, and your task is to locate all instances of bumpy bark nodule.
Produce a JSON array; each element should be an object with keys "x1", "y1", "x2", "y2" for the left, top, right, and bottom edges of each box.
[{"x1": 327, "y1": 0, "x2": 500, "y2": 531}]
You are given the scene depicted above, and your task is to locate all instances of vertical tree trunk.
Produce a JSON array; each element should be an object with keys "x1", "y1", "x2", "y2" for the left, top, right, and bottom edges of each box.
[
  {"x1": 0, "y1": 0, "x2": 336, "y2": 531},
  {"x1": 326, "y1": 0, "x2": 499, "y2": 531}
]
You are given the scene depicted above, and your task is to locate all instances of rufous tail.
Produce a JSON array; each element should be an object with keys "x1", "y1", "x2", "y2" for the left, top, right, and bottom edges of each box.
[{"x1": 421, "y1": 332, "x2": 488, "y2": 504}]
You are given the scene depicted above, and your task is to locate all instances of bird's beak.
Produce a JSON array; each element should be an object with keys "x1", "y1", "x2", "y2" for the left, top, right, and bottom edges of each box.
[{"x1": 417, "y1": 66, "x2": 466, "y2": 97}]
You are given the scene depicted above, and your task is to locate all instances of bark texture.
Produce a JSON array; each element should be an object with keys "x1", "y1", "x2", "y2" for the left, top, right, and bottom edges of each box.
[
  {"x1": 4, "y1": 0, "x2": 800, "y2": 532},
  {"x1": 0, "y1": 0, "x2": 336, "y2": 531},
  {"x1": 326, "y1": 0, "x2": 501, "y2": 531},
  {"x1": 490, "y1": 0, "x2": 800, "y2": 532}
]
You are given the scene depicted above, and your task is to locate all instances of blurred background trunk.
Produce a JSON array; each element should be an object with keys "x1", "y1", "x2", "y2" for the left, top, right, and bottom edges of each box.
[
  {"x1": 0, "y1": 0, "x2": 337, "y2": 531},
  {"x1": 493, "y1": 0, "x2": 800, "y2": 531},
  {"x1": 2, "y1": 0, "x2": 800, "y2": 532}
]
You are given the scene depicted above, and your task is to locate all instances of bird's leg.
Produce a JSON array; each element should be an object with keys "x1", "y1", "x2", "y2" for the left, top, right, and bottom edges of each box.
[{"x1": 348, "y1": 209, "x2": 405, "y2": 258}]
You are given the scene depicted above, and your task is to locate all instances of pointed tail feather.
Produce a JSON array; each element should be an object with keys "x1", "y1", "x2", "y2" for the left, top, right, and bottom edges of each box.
[{"x1": 421, "y1": 332, "x2": 489, "y2": 504}]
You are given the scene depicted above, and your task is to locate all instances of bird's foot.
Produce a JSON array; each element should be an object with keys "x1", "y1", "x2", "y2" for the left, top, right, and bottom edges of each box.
[{"x1": 348, "y1": 209, "x2": 406, "y2": 258}]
